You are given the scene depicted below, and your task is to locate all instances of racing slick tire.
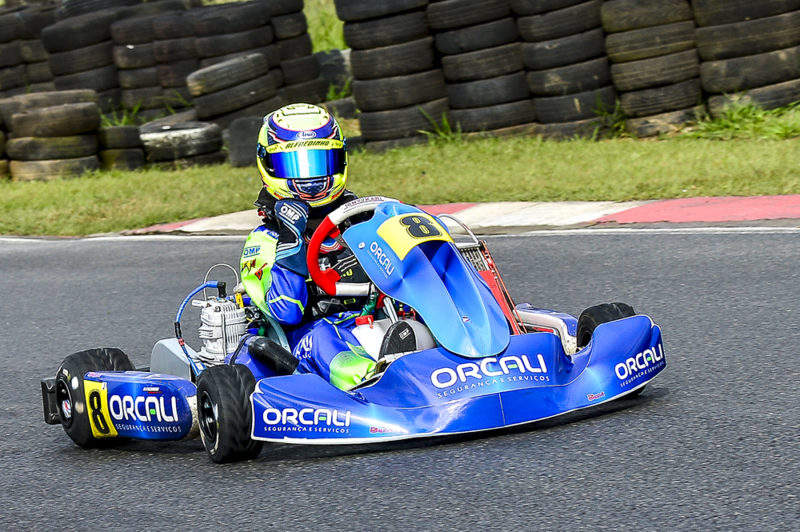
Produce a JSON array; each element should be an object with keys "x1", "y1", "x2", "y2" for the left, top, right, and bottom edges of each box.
[
  {"x1": 576, "y1": 302, "x2": 646, "y2": 396},
  {"x1": 196, "y1": 364, "x2": 263, "y2": 463},
  {"x1": 576, "y1": 302, "x2": 636, "y2": 349},
  {"x1": 55, "y1": 348, "x2": 134, "y2": 448}
]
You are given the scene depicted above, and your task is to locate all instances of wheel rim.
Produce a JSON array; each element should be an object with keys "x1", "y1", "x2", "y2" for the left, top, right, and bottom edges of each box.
[
  {"x1": 55, "y1": 378, "x2": 74, "y2": 427},
  {"x1": 198, "y1": 390, "x2": 219, "y2": 444}
]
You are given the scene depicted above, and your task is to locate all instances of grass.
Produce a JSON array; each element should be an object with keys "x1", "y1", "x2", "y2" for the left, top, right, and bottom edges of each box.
[
  {"x1": 2, "y1": 119, "x2": 798, "y2": 235},
  {"x1": 304, "y1": 0, "x2": 345, "y2": 52},
  {"x1": 680, "y1": 101, "x2": 800, "y2": 140}
]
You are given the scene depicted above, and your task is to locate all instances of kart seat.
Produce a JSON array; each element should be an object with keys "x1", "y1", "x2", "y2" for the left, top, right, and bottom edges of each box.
[{"x1": 378, "y1": 321, "x2": 417, "y2": 359}]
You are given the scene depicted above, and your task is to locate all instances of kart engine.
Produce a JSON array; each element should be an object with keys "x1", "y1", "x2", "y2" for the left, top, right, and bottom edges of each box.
[{"x1": 193, "y1": 298, "x2": 247, "y2": 365}]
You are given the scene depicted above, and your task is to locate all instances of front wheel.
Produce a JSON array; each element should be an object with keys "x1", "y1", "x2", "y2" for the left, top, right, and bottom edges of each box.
[
  {"x1": 576, "y1": 302, "x2": 636, "y2": 349},
  {"x1": 196, "y1": 364, "x2": 263, "y2": 463},
  {"x1": 577, "y1": 302, "x2": 646, "y2": 396},
  {"x1": 55, "y1": 347, "x2": 134, "y2": 448}
]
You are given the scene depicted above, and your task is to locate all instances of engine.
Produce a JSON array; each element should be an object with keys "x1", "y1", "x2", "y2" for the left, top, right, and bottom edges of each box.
[{"x1": 193, "y1": 298, "x2": 247, "y2": 365}]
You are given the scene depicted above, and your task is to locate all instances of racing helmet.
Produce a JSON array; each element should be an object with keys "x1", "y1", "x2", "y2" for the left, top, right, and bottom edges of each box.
[{"x1": 257, "y1": 103, "x2": 348, "y2": 208}]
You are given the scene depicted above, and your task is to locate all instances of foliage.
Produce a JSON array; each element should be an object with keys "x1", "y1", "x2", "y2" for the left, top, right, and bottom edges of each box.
[
  {"x1": 3, "y1": 127, "x2": 799, "y2": 235},
  {"x1": 680, "y1": 101, "x2": 800, "y2": 140},
  {"x1": 325, "y1": 77, "x2": 352, "y2": 101},
  {"x1": 418, "y1": 108, "x2": 462, "y2": 144},
  {"x1": 100, "y1": 102, "x2": 142, "y2": 127},
  {"x1": 304, "y1": 0, "x2": 345, "y2": 52}
]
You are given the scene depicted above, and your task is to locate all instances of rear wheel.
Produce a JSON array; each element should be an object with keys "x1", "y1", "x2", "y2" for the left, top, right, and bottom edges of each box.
[
  {"x1": 197, "y1": 364, "x2": 263, "y2": 463},
  {"x1": 55, "y1": 348, "x2": 134, "y2": 448}
]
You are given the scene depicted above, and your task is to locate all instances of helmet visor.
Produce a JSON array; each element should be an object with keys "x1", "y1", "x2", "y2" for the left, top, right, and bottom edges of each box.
[{"x1": 263, "y1": 145, "x2": 346, "y2": 179}]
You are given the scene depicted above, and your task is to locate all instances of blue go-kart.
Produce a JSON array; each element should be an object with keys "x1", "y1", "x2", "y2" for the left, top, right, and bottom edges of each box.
[{"x1": 41, "y1": 197, "x2": 665, "y2": 463}]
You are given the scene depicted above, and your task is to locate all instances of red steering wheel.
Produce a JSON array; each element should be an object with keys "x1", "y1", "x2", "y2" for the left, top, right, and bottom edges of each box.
[{"x1": 307, "y1": 196, "x2": 397, "y2": 296}]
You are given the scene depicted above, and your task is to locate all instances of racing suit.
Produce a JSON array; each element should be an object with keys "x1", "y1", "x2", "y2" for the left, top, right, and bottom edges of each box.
[{"x1": 239, "y1": 189, "x2": 375, "y2": 389}]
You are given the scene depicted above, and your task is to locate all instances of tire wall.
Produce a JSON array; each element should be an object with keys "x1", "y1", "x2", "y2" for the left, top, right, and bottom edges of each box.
[
  {"x1": 335, "y1": 0, "x2": 800, "y2": 140},
  {"x1": 517, "y1": 0, "x2": 614, "y2": 138},
  {"x1": 693, "y1": 1, "x2": 800, "y2": 119},
  {"x1": 602, "y1": 0, "x2": 704, "y2": 138},
  {"x1": 339, "y1": 0, "x2": 446, "y2": 150}
]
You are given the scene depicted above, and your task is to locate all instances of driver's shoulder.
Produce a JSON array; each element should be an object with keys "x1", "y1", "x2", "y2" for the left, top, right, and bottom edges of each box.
[{"x1": 250, "y1": 222, "x2": 279, "y2": 240}]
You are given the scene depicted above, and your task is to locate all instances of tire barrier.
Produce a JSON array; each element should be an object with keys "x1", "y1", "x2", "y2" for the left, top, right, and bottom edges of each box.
[
  {"x1": 98, "y1": 125, "x2": 145, "y2": 171},
  {"x1": 15, "y1": 4, "x2": 57, "y2": 95},
  {"x1": 226, "y1": 116, "x2": 263, "y2": 168},
  {"x1": 41, "y1": 9, "x2": 125, "y2": 113},
  {"x1": 153, "y1": 9, "x2": 198, "y2": 119},
  {"x1": 0, "y1": 89, "x2": 99, "y2": 180},
  {"x1": 188, "y1": 53, "x2": 282, "y2": 130},
  {"x1": 516, "y1": 0, "x2": 613, "y2": 138},
  {"x1": 139, "y1": 120, "x2": 225, "y2": 169},
  {"x1": 0, "y1": 5, "x2": 27, "y2": 99},
  {"x1": 434, "y1": 0, "x2": 536, "y2": 135},
  {"x1": 272, "y1": 0, "x2": 328, "y2": 112},
  {"x1": 693, "y1": 1, "x2": 800, "y2": 118},
  {"x1": 602, "y1": 0, "x2": 704, "y2": 137},
  {"x1": 3, "y1": 0, "x2": 799, "y2": 177},
  {"x1": 191, "y1": 3, "x2": 284, "y2": 129},
  {"x1": 7, "y1": 100, "x2": 101, "y2": 181},
  {"x1": 337, "y1": 0, "x2": 800, "y2": 142},
  {"x1": 338, "y1": 0, "x2": 447, "y2": 150}
]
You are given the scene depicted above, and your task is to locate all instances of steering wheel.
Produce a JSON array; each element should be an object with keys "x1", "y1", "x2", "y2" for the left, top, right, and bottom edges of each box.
[{"x1": 307, "y1": 196, "x2": 397, "y2": 296}]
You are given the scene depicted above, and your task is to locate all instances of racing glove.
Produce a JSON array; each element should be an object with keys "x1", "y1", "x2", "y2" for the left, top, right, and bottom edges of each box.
[{"x1": 274, "y1": 199, "x2": 310, "y2": 277}]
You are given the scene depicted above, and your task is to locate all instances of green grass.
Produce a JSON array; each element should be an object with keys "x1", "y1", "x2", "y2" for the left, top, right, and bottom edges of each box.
[
  {"x1": 2, "y1": 129, "x2": 798, "y2": 236},
  {"x1": 680, "y1": 101, "x2": 800, "y2": 140},
  {"x1": 304, "y1": 0, "x2": 345, "y2": 52}
]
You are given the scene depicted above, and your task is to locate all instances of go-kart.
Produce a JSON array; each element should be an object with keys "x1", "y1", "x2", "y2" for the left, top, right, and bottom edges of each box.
[{"x1": 41, "y1": 197, "x2": 665, "y2": 463}]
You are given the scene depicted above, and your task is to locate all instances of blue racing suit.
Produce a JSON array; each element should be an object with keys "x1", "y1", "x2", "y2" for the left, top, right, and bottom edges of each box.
[{"x1": 240, "y1": 192, "x2": 375, "y2": 389}]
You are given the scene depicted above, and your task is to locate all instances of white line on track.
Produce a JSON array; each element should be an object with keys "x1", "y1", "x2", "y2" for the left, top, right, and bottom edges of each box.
[
  {"x1": 513, "y1": 226, "x2": 800, "y2": 237},
  {"x1": 1, "y1": 226, "x2": 798, "y2": 245}
]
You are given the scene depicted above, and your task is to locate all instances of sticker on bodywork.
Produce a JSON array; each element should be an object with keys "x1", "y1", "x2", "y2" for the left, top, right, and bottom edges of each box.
[{"x1": 376, "y1": 213, "x2": 452, "y2": 260}]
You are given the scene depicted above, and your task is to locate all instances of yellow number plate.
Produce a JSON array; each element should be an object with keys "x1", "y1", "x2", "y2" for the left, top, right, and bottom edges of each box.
[
  {"x1": 84, "y1": 380, "x2": 118, "y2": 438},
  {"x1": 376, "y1": 213, "x2": 453, "y2": 260}
]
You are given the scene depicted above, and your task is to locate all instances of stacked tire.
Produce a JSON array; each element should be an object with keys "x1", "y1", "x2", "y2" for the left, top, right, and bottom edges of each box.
[
  {"x1": 140, "y1": 120, "x2": 225, "y2": 168},
  {"x1": 272, "y1": 0, "x2": 328, "y2": 106},
  {"x1": 53, "y1": 0, "x2": 141, "y2": 20},
  {"x1": 111, "y1": 1, "x2": 191, "y2": 123},
  {"x1": 188, "y1": 52, "x2": 282, "y2": 130},
  {"x1": 693, "y1": 0, "x2": 800, "y2": 118},
  {"x1": 191, "y1": 3, "x2": 282, "y2": 128},
  {"x1": 152, "y1": 10, "x2": 198, "y2": 118},
  {"x1": 112, "y1": 13, "x2": 170, "y2": 123},
  {"x1": 0, "y1": 5, "x2": 27, "y2": 98},
  {"x1": 98, "y1": 125, "x2": 145, "y2": 171},
  {"x1": 7, "y1": 100, "x2": 101, "y2": 181},
  {"x1": 515, "y1": 0, "x2": 614, "y2": 138},
  {"x1": 431, "y1": 0, "x2": 535, "y2": 135},
  {"x1": 42, "y1": 9, "x2": 124, "y2": 113},
  {"x1": 15, "y1": 4, "x2": 57, "y2": 94},
  {"x1": 337, "y1": 0, "x2": 448, "y2": 150},
  {"x1": 42, "y1": 8, "x2": 121, "y2": 112},
  {"x1": 602, "y1": 0, "x2": 703, "y2": 137}
]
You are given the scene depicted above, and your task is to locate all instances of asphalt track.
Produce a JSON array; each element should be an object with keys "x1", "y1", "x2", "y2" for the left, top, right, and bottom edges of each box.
[{"x1": 1, "y1": 228, "x2": 798, "y2": 530}]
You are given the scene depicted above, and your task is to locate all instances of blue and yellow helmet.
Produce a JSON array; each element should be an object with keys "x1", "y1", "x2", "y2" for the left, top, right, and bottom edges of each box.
[{"x1": 257, "y1": 103, "x2": 347, "y2": 208}]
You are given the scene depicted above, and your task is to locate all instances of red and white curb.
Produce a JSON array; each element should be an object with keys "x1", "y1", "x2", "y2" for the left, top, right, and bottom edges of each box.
[{"x1": 129, "y1": 195, "x2": 800, "y2": 235}]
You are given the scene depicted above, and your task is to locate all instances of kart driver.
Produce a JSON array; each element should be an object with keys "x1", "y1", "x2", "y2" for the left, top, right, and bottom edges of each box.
[{"x1": 239, "y1": 103, "x2": 377, "y2": 390}]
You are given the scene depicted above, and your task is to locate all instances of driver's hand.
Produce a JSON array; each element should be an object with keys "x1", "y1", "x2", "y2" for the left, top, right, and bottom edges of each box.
[{"x1": 274, "y1": 199, "x2": 310, "y2": 277}]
